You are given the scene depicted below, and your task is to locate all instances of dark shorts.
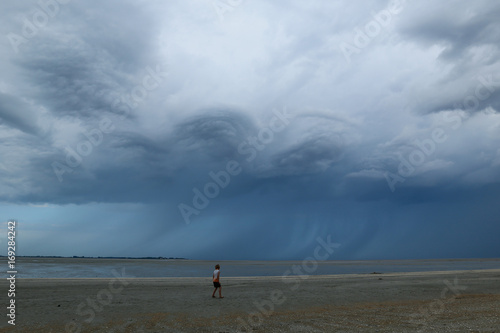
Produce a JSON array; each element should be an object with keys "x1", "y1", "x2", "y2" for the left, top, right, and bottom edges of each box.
[{"x1": 213, "y1": 282, "x2": 221, "y2": 288}]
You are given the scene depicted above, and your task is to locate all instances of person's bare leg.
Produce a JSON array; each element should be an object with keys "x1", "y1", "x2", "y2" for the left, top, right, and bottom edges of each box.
[
  {"x1": 219, "y1": 286, "x2": 223, "y2": 298},
  {"x1": 212, "y1": 287, "x2": 217, "y2": 297}
]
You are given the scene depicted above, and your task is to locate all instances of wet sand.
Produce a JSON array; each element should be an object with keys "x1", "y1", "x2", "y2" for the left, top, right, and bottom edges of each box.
[{"x1": 1, "y1": 269, "x2": 499, "y2": 332}]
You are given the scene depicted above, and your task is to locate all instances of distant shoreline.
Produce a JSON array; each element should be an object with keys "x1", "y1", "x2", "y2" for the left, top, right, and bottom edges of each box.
[{"x1": 1, "y1": 255, "x2": 188, "y2": 260}]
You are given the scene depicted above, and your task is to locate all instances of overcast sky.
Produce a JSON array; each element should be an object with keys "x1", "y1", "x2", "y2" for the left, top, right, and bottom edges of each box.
[{"x1": 1, "y1": 0, "x2": 499, "y2": 260}]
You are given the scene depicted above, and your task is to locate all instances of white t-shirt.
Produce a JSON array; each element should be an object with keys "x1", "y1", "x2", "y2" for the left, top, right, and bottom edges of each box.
[{"x1": 213, "y1": 269, "x2": 220, "y2": 282}]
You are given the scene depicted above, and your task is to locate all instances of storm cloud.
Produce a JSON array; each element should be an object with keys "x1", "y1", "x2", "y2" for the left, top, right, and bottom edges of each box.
[{"x1": 0, "y1": 0, "x2": 499, "y2": 260}]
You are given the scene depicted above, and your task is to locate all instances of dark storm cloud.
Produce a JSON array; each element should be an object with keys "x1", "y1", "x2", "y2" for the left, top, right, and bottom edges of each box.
[
  {"x1": 174, "y1": 110, "x2": 257, "y2": 161},
  {"x1": 1, "y1": 0, "x2": 500, "y2": 260},
  {"x1": 4, "y1": 0, "x2": 164, "y2": 124},
  {"x1": 7, "y1": 108, "x2": 258, "y2": 205},
  {"x1": 0, "y1": 92, "x2": 42, "y2": 135},
  {"x1": 261, "y1": 134, "x2": 343, "y2": 177},
  {"x1": 15, "y1": 43, "x2": 124, "y2": 119},
  {"x1": 399, "y1": 0, "x2": 500, "y2": 61},
  {"x1": 397, "y1": 0, "x2": 500, "y2": 114}
]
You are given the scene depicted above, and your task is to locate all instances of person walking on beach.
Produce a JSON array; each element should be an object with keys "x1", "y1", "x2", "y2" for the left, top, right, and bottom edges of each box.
[{"x1": 212, "y1": 264, "x2": 224, "y2": 298}]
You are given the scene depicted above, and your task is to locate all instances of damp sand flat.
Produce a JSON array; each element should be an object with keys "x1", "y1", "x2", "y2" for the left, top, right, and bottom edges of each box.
[{"x1": 1, "y1": 269, "x2": 499, "y2": 332}]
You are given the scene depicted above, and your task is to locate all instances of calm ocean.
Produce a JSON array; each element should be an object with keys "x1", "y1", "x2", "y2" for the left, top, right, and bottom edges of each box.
[{"x1": 5, "y1": 257, "x2": 500, "y2": 278}]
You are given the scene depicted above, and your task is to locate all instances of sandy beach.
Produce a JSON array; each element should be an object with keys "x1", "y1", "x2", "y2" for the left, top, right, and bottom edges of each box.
[{"x1": 1, "y1": 269, "x2": 499, "y2": 332}]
